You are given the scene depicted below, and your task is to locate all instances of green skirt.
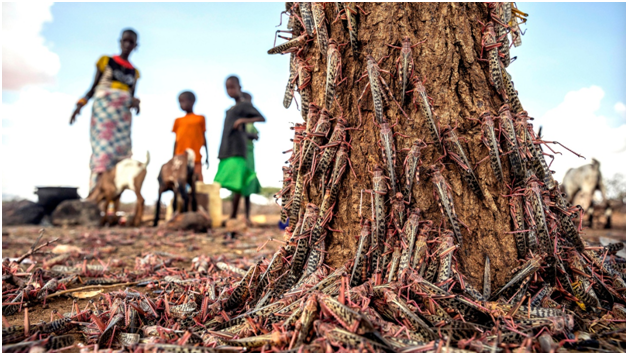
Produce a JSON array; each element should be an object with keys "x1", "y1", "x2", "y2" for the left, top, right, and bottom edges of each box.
[
  {"x1": 214, "y1": 156, "x2": 258, "y2": 196},
  {"x1": 243, "y1": 144, "x2": 262, "y2": 196}
]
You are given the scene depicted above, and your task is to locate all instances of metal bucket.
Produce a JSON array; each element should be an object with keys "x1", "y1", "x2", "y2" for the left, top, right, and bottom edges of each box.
[{"x1": 34, "y1": 186, "x2": 80, "y2": 215}]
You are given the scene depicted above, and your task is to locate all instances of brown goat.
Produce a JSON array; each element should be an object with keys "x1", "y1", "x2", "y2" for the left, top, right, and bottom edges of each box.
[
  {"x1": 153, "y1": 149, "x2": 198, "y2": 226},
  {"x1": 87, "y1": 152, "x2": 150, "y2": 227}
]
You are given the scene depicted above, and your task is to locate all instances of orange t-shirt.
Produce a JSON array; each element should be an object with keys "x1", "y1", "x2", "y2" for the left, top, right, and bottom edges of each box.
[{"x1": 172, "y1": 113, "x2": 206, "y2": 163}]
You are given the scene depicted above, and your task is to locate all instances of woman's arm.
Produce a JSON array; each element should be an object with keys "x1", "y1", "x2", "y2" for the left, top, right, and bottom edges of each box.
[
  {"x1": 129, "y1": 80, "x2": 140, "y2": 115},
  {"x1": 70, "y1": 68, "x2": 103, "y2": 124}
]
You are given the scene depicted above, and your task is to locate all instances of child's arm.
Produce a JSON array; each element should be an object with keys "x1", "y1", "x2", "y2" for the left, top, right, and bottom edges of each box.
[
  {"x1": 233, "y1": 116, "x2": 264, "y2": 129},
  {"x1": 203, "y1": 133, "x2": 209, "y2": 167},
  {"x1": 173, "y1": 141, "x2": 177, "y2": 156}
]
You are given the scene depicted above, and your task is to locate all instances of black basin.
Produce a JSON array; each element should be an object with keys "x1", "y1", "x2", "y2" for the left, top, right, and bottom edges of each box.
[{"x1": 34, "y1": 187, "x2": 80, "y2": 215}]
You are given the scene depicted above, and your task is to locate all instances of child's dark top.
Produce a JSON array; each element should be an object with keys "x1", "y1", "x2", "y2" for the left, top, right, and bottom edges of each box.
[{"x1": 218, "y1": 102, "x2": 264, "y2": 160}]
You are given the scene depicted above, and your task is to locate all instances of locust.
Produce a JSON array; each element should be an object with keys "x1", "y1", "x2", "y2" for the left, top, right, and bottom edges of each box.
[
  {"x1": 366, "y1": 165, "x2": 388, "y2": 273},
  {"x1": 307, "y1": 144, "x2": 352, "y2": 251},
  {"x1": 435, "y1": 231, "x2": 456, "y2": 290},
  {"x1": 411, "y1": 221, "x2": 432, "y2": 271},
  {"x1": 427, "y1": 165, "x2": 465, "y2": 246},
  {"x1": 374, "y1": 116, "x2": 407, "y2": 196},
  {"x1": 314, "y1": 117, "x2": 348, "y2": 184},
  {"x1": 568, "y1": 251, "x2": 602, "y2": 310},
  {"x1": 386, "y1": 241, "x2": 402, "y2": 282},
  {"x1": 295, "y1": 56, "x2": 313, "y2": 121},
  {"x1": 311, "y1": 3, "x2": 329, "y2": 56},
  {"x1": 288, "y1": 108, "x2": 331, "y2": 229},
  {"x1": 480, "y1": 22, "x2": 506, "y2": 99},
  {"x1": 301, "y1": 236, "x2": 325, "y2": 283},
  {"x1": 256, "y1": 247, "x2": 288, "y2": 299},
  {"x1": 350, "y1": 219, "x2": 372, "y2": 287},
  {"x1": 510, "y1": 4, "x2": 529, "y2": 47},
  {"x1": 288, "y1": 203, "x2": 320, "y2": 288},
  {"x1": 508, "y1": 192, "x2": 529, "y2": 259},
  {"x1": 517, "y1": 112, "x2": 555, "y2": 189},
  {"x1": 483, "y1": 255, "x2": 491, "y2": 300},
  {"x1": 387, "y1": 36, "x2": 425, "y2": 101},
  {"x1": 410, "y1": 75, "x2": 442, "y2": 152},
  {"x1": 268, "y1": 33, "x2": 309, "y2": 55},
  {"x1": 333, "y1": 3, "x2": 367, "y2": 57},
  {"x1": 374, "y1": 287, "x2": 436, "y2": 340},
  {"x1": 283, "y1": 53, "x2": 297, "y2": 108},
  {"x1": 489, "y1": 2, "x2": 511, "y2": 68},
  {"x1": 278, "y1": 166, "x2": 294, "y2": 223},
  {"x1": 390, "y1": 192, "x2": 408, "y2": 233},
  {"x1": 501, "y1": 69, "x2": 524, "y2": 114},
  {"x1": 224, "y1": 261, "x2": 261, "y2": 311},
  {"x1": 498, "y1": 104, "x2": 526, "y2": 187},
  {"x1": 401, "y1": 138, "x2": 427, "y2": 203},
  {"x1": 468, "y1": 111, "x2": 504, "y2": 184},
  {"x1": 549, "y1": 186, "x2": 586, "y2": 252},
  {"x1": 522, "y1": 172, "x2": 553, "y2": 257},
  {"x1": 530, "y1": 284, "x2": 554, "y2": 307},
  {"x1": 324, "y1": 39, "x2": 343, "y2": 111},
  {"x1": 356, "y1": 55, "x2": 410, "y2": 126},
  {"x1": 298, "y1": 2, "x2": 315, "y2": 37},
  {"x1": 490, "y1": 255, "x2": 541, "y2": 301},
  {"x1": 381, "y1": 228, "x2": 397, "y2": 277},
  {"x1": 292, "y1": 294, "x2": 318, "y2": 347},
  {"x1": 441, "y1": 124, "x2": 483, "y2": 198}
]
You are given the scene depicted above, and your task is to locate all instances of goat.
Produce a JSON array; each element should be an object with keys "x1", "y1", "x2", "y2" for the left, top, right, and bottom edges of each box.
[
  {"x1": 563, "y1": 158, "x2": 612, "y2": 229},
  {"x1": 87, "y1": 151, "x2": 150, "y2": 227},
  {"x1": 153, "y1": 149, "x2": 198, "y2": 226}
]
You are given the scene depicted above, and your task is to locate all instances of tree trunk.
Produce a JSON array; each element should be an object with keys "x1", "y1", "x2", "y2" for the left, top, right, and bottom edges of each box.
[{"x1": 281, "y1": 2, "x2": 519, "y2": 290}]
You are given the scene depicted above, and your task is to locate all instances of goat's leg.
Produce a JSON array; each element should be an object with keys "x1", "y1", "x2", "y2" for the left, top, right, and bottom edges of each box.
[
  {"x1": 179, "y1": 184, "x2": 189, "y2": 213},
  {"x1": 113, "y1": 197, "x2": 120, "y2": 226},
  {"x1": 154, "y1": 191, "x2": 162, "y2": 227},
  {"x1": 173, "y1": 190, "x2": 179, "y2": 213},
  {"x1": 190, "y1": 179, "x2": 198, "y2": 212},
  {"x1": 134, "y1": 192, "x2": 144, "y2": 227}
]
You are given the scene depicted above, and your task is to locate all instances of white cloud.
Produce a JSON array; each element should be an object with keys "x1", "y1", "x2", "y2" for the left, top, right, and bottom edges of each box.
[
  {"x1": 2, "y1": 2, "x2": 60, "y2": 90},
  {"x1": 2, "y1": 87, "x2": 91, "y2": 200},
  {"x1": 614, "y1": 102, "x2": 626, "y2": 120},
  {"x1": 535, "y1": 86, "x2": 626, "y2": 183}
]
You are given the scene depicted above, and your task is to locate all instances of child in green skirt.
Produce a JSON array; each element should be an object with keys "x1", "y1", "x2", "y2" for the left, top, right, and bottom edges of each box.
[{"x1": 214, "y1": 76, "x2": 265, "y2": 225}]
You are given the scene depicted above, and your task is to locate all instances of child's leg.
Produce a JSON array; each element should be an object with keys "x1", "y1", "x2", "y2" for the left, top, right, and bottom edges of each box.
[
  {"x1": 244, "y1": 196, "x2": 251, "y2": 223},
  {"x1": 230, "y1": 193, "x2": 241, "y2": 219},
  {"x1": 194, "y1": 162, "x2": 203, "y2": 182}
]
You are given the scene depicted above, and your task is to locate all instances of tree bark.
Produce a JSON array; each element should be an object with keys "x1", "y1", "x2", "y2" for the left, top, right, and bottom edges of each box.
[{"x1": 284, "y1": 2, "x2": 520, "y2": 289}]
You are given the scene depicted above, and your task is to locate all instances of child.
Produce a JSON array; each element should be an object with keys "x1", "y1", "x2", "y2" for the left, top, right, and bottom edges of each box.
[
  {"x1": 214, "y1": 76, "x2": 265, "y2": 225},
  {"x1": 172, "y1": 91, "x2": 209, "y2": 181},
  {"x1": 241, "y1": 92, "x2": 262, "y2": 212}
]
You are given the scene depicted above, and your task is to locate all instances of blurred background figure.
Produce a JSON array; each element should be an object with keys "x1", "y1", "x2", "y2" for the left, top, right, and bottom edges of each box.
[
  {"x1": 563, "y1": 158, "x2": 612, "y2": 229},
  {"x1": 214, "y1": 76, "x2": 265, "y2": 227},
  {"x1": 70, "y1": 28, "x2": 141, "y2": 193}
]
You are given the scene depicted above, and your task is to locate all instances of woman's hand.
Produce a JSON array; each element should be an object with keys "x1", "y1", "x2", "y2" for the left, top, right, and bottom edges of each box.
[
  {"x1": 130, "y1": 97, "x2": 141, "y2": 115},
  {"x1": 70, "y1": 103, "x2": 84, "y2": 125}
]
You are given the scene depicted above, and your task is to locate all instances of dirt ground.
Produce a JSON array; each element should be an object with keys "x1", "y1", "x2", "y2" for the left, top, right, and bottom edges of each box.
[
  {"x1": 2, "y1": 221, "x2": 284, "y2": 328},
  {"x1": 2, "y1": 209, "x2": 626, "y2": 327}
]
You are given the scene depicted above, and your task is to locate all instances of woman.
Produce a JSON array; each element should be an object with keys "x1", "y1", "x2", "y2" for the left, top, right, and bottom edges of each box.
[{"x1": 70, "y1": 29, "x2": 141, "y2": 193}]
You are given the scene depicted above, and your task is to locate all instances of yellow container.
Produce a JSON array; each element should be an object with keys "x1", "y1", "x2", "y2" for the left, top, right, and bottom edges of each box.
[{"x1": 165, "y1": 182, "x2": 222, "y2": 228}]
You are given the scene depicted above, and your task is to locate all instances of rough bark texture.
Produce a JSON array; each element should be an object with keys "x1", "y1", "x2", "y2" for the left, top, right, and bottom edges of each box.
[{"x1": 294, "y1": 3, "x2": 518, "y2": 290}]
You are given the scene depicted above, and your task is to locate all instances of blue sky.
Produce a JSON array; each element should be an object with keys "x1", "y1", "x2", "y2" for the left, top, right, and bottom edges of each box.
[{"x1": 2, "y1": 2, "x2": 626, "y2": 203}]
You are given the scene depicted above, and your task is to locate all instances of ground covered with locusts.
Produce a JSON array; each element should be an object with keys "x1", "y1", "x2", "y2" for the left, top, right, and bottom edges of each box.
[{"x1": 1, "y1": 223, "x2": 626, "y2": 353}]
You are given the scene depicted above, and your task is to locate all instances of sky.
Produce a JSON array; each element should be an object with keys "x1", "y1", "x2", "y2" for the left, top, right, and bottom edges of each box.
[{"x1": 2, "y1": 2, "x2": 626, "y2": 204}]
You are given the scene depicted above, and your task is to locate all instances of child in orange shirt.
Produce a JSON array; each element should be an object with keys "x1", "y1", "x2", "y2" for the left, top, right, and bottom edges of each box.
[{"x1": 172, "y1": 91, "x2": 208, "y2": 181}]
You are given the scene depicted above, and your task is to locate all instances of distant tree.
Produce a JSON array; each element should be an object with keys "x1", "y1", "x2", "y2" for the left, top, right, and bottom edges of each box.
[{"x1": 605, "y1": 173, "x2": 626, "y2": 203}]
